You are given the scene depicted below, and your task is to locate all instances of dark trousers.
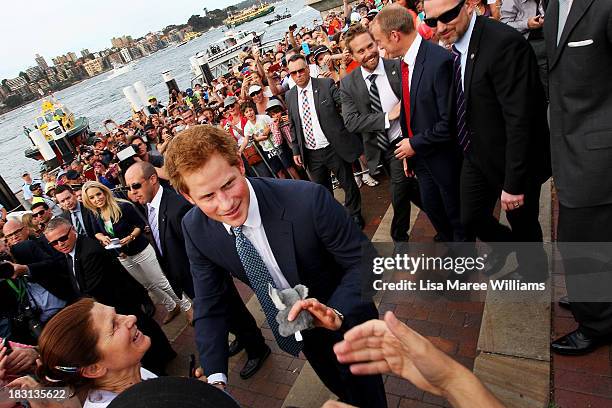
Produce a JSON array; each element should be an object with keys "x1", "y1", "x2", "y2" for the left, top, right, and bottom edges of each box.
[
  {"x1": 381, "y1": 144, "x2": 421, "y2": 242},
  {"x1": 226, "y1": 280, "x2": 268, "y2": 358},
  {"x1": 411, "y1": 156, "x2": 465, "y2": 242},
  {"x1": 529, "y1": 38, "x2": 548, "y2": 100},
  {"x1": 558, "y1": 203, "x2": 612, "y2": 338},
  {"x1": 302, "y1": 306, "x2": 387, "y2": 408},
  {"x1": 460, "y1": 158, "x2": 546, "y2": 270},
  {"x1": 305, "y1": 146, "x2": 361, "y2": 217}
]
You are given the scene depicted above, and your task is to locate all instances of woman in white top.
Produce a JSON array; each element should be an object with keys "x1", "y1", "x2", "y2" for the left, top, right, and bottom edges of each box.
[{"x1": 34, "y1": 298, "x2": 158, "y2": 408}]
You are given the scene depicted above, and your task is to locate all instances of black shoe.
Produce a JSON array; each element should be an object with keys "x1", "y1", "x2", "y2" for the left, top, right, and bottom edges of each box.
[
  {"x1": 483, "y1": 248, "x2": 512, "y2": 276},
  {"x1": 240, "y1": 345, "x2": 271, "y2": 379},
  {"x1": 352, "y1": 214, "x2": 365, "y2": 230},
  {"x1": 228, "y1": 339, "x2": 244, "y2": 357},
  {"x1": 558, "y1": 296, "x2": 571, "y2": 310},
  {"x1": 551, "y1": 329, "x2": 604, "y2": 355}
]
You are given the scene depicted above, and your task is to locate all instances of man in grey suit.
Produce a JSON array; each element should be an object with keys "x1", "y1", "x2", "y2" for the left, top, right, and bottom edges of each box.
[
  {"x1": 286, "y1": 54, "x2": 365, "y2": 228},
  {"x1": 545, "y1": 0, "x2": 612, "y2": 354}
]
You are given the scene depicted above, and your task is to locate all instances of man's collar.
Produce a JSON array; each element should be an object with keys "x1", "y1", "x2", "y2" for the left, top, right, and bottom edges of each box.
[
  {"x1": 71, "y1": 202, "x2": 81, "y2": 214},
  {"x1": 454, "y1": 12, "x2": 476, "y2": 55},
  {"x1": 148, "y1": 186, "x2": 164, "y2": 210},
  {"x1": 223, "y1": 179, "x2": 260, "y2": 234},
  {"x1": 403, "y1": 34, "x2": 422, "y2": 66},
  {"x1": 360, "y1": 57, "x2": 386, "y2": 80}
]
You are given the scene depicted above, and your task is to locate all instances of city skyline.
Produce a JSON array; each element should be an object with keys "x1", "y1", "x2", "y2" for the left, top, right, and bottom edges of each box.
[{"x1": 0, "y1": 0, "x2": 239, "y2": 79}]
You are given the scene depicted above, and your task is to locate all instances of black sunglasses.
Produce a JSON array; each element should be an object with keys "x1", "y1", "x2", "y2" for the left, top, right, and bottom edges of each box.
[
  {"x1": 424, "y1": 0, "x2": 466, "y2": 28},
  {"x1": 249, "y1": 90, "x2": 263, "y2": 97},
  {"x1": 49, "y1": 228, "x2": 73, "y2": 247},
  {"x1": 127, "y1": 182, "x2": 143, "y2": 191},
  {"x1": 289, "y1": 67, "x2": 307, "y2": 76},
  {"x1": 32, "y1": 211, "x2": 46, "y2": 218}
]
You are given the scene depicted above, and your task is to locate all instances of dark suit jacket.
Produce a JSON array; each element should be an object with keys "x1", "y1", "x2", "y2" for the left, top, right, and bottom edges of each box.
[
  {"x1": 545, "y1": 0, "x2": 612, "y2": 207},
  {"x1": 182, "y1": 178, "x2": 377, "y2": 376},
  {"x1": 287, "y1": 77, "x2": 363, "y2": 164},
  {"x1": 340, "y1": 58, "x2": 402, "y2": 173},
  {"x1": 60, "y1": 202, "x2": 97, "y2": 238},
  {"x1": 72, "y1": 235, "x2": 150, "y2": 313},
  {"x1": 149, "y1": 187, "x2": 195, "y2": 299},
  {"x1": 459, "y1": 16, "x2": 551, "y2": 194},
  {"x1": 11, "y1": 239, "x2": 76, "y2": 302}
]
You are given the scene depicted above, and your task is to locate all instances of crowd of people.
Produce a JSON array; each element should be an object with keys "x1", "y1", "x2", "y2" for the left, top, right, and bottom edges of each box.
[{"x1": 0, "y1": 0, "x2": 610, "y2": 406}]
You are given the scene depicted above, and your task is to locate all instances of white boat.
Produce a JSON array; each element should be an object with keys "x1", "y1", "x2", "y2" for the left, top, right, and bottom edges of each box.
[
  {"x1": 190, "y1": 30, "x2": 264, "y2": 79},
  {"x1": 107, "y1": 62, "x2": 135, "y2": 79}
]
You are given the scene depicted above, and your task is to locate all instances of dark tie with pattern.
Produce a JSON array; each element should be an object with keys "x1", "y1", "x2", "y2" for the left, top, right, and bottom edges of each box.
[
  {"x1": 367, "y1": 74, "x2": 391, "y2": 151},
  {"x1": 451, "y1": 46, "x2": 470, "y2": 152},
  {"x1": 232, "y1": 226, "x2": 302, "y2": 356},
  {"x1": 72, "y1": 211, "x2": 85, "y2": 235}
]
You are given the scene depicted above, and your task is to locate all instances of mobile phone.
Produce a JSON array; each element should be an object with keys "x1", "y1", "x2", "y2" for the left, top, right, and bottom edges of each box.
[
  {"x1": 1, "y1": 337, "x2": 13, "y2": 355},
  {"x1": 267, "y1": 63, "x2": 281, "y2": 73},
  {"x1": 301, "y1": 42, "x2": 311, "y2": 56}
]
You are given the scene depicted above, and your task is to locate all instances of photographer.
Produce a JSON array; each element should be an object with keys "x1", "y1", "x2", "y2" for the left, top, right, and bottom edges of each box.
[{"x1": 0, "y1": 230, "x2": 68, "y2": 343}]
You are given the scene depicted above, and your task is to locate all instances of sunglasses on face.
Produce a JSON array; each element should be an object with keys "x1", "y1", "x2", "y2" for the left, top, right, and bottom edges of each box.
[
  {"x1": 48, "y1": 228, "x2": 73, "y2": 247},
  {"x1": 33, "y1": 211, "x2": 46, "y2": 218},
  {"x1": 289, "y1": 67, "x2": 307, "y2": 76},
  {"x1": 424, "y1": 0, "x2": 466, "y2": 28},
  {"x1": 127, "y1": 182, "x2": 144, "y2": 191},
  {"x1": 5, "y1": 227, "x2": 24, "y2": 240},
  {"x1": 250, "y1": 90, "x2": 262, "y2": 97}
]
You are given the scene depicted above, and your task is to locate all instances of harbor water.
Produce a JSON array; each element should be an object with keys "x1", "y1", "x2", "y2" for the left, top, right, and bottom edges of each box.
[{"x1": 0, "y1": 0, "x2": 319, "y2": 191}]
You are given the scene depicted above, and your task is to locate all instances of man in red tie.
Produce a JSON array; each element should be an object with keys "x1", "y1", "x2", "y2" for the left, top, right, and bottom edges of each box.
[{"x1": 370, "y1": 5, "x2": 465, "y2": 242}]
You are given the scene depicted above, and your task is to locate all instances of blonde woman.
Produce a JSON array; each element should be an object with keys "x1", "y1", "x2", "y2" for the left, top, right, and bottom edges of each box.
[{"x1": 81, "y1": 181, "x2": 188, "y2": 324}]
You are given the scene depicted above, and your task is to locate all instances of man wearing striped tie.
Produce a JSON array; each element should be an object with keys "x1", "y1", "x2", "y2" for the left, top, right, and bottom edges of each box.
[
  {"x1": 423, "y1": 0, "x2": 551, "y2": 260},
  {"x1": 285, "y1": 54, "x2": 366, "y2": 229}
]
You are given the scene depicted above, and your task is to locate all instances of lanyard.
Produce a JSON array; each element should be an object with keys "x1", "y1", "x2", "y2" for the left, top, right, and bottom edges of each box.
[{"x1": 6, "y1": 278, "x2": 25, "y2": 302}]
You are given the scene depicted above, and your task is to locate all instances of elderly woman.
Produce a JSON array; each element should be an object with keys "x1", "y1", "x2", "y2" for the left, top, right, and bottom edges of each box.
[{"x1": 81, "y1": 181, "x2": 191, "y2": 324}]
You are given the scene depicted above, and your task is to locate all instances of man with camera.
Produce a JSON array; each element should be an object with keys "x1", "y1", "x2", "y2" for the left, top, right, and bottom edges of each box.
[{"x1": 1, "y1": 220, "x2": 71, "y2": 343}]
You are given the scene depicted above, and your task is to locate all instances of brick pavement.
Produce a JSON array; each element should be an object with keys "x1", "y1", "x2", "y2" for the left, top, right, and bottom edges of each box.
[
  {"x1": 550, "y1": 191, "x2": 612, "y2": 408},
  {"x1": 165, "y1": 178, "x2": 612, "y2": 408}
]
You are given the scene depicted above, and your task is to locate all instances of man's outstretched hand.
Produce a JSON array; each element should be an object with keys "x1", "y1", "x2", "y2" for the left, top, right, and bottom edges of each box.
[{"x1": 287, "y1": 298, "x2": 342, "y2": 331}]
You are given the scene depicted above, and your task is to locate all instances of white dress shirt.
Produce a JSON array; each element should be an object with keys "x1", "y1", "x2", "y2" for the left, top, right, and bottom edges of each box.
[
  {"x1": 147, "y1": 186, "x2": 164, "y2": 254},
  {"x1": 401, "y1": 34, "x2": 423, "y2": 87},
  {"x1": 360, "y1": 58, "x2": 402, "y2": 143},
  {"x1": 453, "y1": 12, "x2": 477, "y2": 89},
  {"x1": 296, "y1": 79, "x2": 330, "y2": 150},
  {"x1": 211, "y1": 180, "x2": 291, "y2": 385}
]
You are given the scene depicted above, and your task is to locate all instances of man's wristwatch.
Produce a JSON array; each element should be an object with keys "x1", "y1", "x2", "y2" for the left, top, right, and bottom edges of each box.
[{"x1": 331, "y1": 308, "x2": 344, "y2": 322}]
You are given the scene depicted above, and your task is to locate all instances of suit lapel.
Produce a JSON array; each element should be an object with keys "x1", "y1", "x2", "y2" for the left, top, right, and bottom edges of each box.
[
  {"x1": 158, "y1": 189, "x2": 168, "y2": 255},
  {"x1": 311, "y1": 78, "x2": 323, "y2": 122},
  {"x1": 383, "y1": 59, "x2": 402, "y2": 100},
  {"x1": 464, "y1": 16, "x2": 484, "y2": 104},
  {"x1": 354, "y1": 70, "x2": 371, "y2": 110},
  {"x1": 550, "y1": 0, "x2": 595, "y2": 69},
  {"x1": 411, "y1": 42, "x2": 426, "y2": 120},
  {"x1": 251, "y1": 179, "x2": 300, "y2": 287}
]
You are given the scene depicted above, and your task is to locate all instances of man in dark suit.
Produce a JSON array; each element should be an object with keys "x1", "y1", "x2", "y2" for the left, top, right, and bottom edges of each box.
[
  {"x1": 545, "y1": 0, "x2": 612, "y2": 354},
  {"x1": 55, "y1": 184, "x2": 96, "y2": 238},
  {"x1": 424, "y1": 0, "x2": 550, "y2": 264},
  {"x1": 344, "y1": 11, "x2": 463, "y2": 242},
  {"x1": 125, "y1": 161, "x2": 271, "y2": 379},
  {"x1": 164, "y1": 126, "x2": 386, "y2": 407},
  {"x1": 286, "y1": 54, "x2": 365, "y2": 228},
  {"x1": 43, "y1": 217, "x2": 176, "y2": 375}
]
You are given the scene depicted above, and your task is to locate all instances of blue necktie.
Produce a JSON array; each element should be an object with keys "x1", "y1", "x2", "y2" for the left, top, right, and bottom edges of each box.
[
  {"x1": 232, "y1": 226, "x2": 302, "y2": 356},
  {"x1": 451, "y1": 46, "x2": 470, "y2": 152}
]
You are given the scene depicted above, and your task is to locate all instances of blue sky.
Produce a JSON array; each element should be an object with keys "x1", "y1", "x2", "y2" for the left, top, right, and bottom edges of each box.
[{"x1": 0, "y1": 0, "x2": 238, "y2": 79}]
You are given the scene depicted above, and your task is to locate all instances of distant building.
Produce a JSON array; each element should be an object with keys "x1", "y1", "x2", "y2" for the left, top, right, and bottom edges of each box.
[
  {"x1": 5, "y1": 76, "x2": 28, "y2": 92},
  {"x1": 111, "y1": 35, "x2": 134, "y2": 49},
  {"x1": 120, "y1": 48, "x2": 133, "y2": 63},
  {"x1": 25, "y1": 66, "x2": 43, "y2": 81},
  {"x1": 107, "y1": 52, "x2": 124, "y2": 67},
  {"x1": 35, "y1": 54, "x2": 49, "y2": 71},
  {"x1": 81, "y1": 49, "x2": 91, "y2": 58},
  {"x1": 83, "y1": 58, "x2": 104, "y2": 77},
  {"x1": 67, "y1": 52, "x2": 78, "y2": 62}
]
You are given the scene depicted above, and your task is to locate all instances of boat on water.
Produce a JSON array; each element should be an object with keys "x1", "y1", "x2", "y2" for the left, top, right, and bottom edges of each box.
[
  {"x1": 23, "y1": 98, "x2": 90, "y2": 170},
  {"x1": 224, "y1": 3, "x2": 275, "y2": 27},
  {"x1": 108, "y1": 62, "x2": 135, "y2": 79},
  {"x1": 264, "y1": 8, "x2": 291, "y2": 25},
  {"x1": 190, "y1": 30, "x2": 265, "y2": 79}
]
